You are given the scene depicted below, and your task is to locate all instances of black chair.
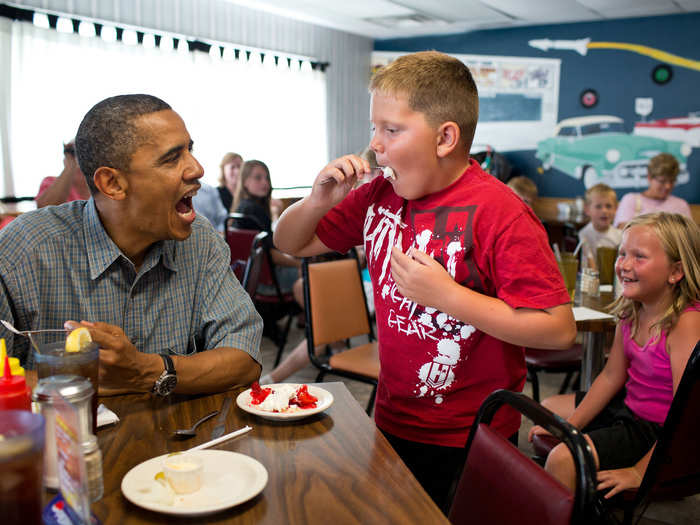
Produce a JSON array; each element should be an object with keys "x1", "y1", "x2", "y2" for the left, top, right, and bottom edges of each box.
[
  {"x1": 449, "y1": 389, "x2": 597, "y2": 525},
  {"x1": 302, "y1": 250, "x2": 379, "y2": 414},
  {"x1": 533, "y1": 339, "x2": 700, "y2": 524},
  {"x1": 240, "y1": 231, "x2": 267, "y2": 298}
]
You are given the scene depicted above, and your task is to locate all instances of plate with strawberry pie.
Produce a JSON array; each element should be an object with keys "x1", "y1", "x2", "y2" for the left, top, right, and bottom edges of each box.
[{"x1": 236, "y1": 382, "x2": 334, "y2": 421}]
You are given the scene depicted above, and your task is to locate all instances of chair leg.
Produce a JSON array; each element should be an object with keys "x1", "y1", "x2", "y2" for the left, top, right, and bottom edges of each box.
[
  {"x1": 315, "y1": 370, "x2": 326, "y2": 383},
  {"x1": 559, "y1": 370, "x2": 575, "y2": 395},
  {"x1": 366, "y1": 384, "x2": 377, "y2": 415},
  {"x1": 272, "y1": 313, "x2": 295, "y2": 367},
  {"x1": 528, "y1": 368, "x2": 541, "y2": 403}
]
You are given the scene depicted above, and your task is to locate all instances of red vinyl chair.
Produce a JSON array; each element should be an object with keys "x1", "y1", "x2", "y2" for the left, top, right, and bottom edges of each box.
[
  {"x1": 225, "y1": 214, "x2": 299, "y2": 367},
  {"x1": 525, "y1": 344, "x2": 583, "y2": 402},
  {"x1": 449, "y1": 390, "x2": 597, "y2": 525}
]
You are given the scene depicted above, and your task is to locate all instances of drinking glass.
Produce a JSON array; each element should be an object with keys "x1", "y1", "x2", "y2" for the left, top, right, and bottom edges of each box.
[
  {"x1": 35, "y1": 341, "x2": 99, "y2": 434},
  {"x1": 557, "y1": 253, "x2": 579, "y2": 301},
  {"x1": 0, "y1": 410, "x2": 45, "y2": 525},
  {"x1": 597, "y1": 246, "x2": 618, "y2": 286}
]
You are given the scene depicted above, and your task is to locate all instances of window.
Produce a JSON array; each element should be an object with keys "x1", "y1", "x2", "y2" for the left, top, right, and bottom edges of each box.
[{"x1": 1, "y1": 20, "x2": 327, "y2": 198}]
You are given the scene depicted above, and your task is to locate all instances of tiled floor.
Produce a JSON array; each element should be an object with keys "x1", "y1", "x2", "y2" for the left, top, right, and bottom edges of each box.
[{"x1": 259, "y1": 320, "x2": 699, "y2": 524}]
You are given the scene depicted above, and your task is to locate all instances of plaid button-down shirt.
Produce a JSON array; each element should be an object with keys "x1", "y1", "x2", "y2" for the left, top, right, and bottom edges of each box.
[{"x1": 0, "y1": 199, "x2": 262, "y2": 368}]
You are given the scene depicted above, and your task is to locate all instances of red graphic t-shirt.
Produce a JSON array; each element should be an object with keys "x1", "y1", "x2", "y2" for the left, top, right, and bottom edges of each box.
[{"x1": 316, "y1": 160, "x2": 570, "y2": 447}]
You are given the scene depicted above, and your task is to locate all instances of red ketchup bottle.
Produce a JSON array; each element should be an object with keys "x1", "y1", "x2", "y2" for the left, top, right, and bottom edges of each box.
[{"x1": 0, "y1": 338, "x2": 32, "y2": 411}]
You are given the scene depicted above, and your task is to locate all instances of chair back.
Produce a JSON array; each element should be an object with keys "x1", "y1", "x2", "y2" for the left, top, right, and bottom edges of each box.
[
  {"x1": 241, "y1": 231, "x2": 267, "y2": 297},
  {"x1": 224, "y1": 215, "x2": 280, "y2": 294},
  {"x1": 304, "y1": 256, "x2": 373, "y2": 347},
  {"x1": 449, "y1": 390, "x2": 597, "y2": 525},
  {"x1": 635, "y1": 339, "x2": 700, "y2": 502},
  {"x1": 225, "y1": 223, "x2": 258, "y2": 274}
]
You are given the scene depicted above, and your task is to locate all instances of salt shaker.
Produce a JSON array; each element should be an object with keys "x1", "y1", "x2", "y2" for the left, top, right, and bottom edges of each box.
[
  {"x1": 82, "y1": 434, "x2": 104, "y2": 502},
  {"x1": 33, "y1": 375, "x2": 94, "y2": 489}
]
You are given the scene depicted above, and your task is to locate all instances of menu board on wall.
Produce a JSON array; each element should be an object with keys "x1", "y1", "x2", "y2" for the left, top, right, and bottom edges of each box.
[{"x1": 371, "y1": 52, "x2": 561, "y2": 152}]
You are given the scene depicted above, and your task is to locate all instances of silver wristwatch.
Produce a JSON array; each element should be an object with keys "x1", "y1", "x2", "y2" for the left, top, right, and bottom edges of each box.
[{"x1": 153, "y1": 354, "x2": 177, "y2": 396}]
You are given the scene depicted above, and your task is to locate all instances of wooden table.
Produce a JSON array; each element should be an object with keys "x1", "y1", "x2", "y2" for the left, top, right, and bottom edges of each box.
[
  {"x1": 93, "y1": 382, "x2": 448, "y2": 524},
  {"x1": 575, "y1": 292, "x2": 616, "y2": 389}
]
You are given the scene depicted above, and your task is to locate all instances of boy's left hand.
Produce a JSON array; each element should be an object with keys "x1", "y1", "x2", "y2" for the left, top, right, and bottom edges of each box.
[
  {"x1": 390, "y1": 247, "x2": 456, "y2": 309},
  {"x1": 596, "y1": 467, "x2": 643, "y2": 499}
]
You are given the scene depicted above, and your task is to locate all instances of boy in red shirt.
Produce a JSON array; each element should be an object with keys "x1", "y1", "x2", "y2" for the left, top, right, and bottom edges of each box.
[{"x1": 274, "y1": 51, "x2": 575, "y2": 513}]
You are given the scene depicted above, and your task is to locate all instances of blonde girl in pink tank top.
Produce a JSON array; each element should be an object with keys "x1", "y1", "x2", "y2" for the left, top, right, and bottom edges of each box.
[{"x1": 529, "y1": 212, "x2": 700, "y2": 498}]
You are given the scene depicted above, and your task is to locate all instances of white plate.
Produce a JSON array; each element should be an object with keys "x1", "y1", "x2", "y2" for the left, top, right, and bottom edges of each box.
[
  {"x1": 121, "y1": 450, "x2": 267, "y2": 517},
  {"x1": 236, "y1": 383, "x2": 333, "y2": 421}
]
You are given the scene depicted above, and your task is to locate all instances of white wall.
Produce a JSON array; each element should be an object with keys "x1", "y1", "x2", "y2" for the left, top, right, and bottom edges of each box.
[{"x1": 9, "y1": 0, "x2": 374, "y2": 163}]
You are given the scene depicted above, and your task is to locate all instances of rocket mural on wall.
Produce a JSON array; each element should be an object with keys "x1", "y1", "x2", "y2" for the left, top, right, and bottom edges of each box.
[{"x1": 528, "y1": 38, "x2": 700, "y2": 72}]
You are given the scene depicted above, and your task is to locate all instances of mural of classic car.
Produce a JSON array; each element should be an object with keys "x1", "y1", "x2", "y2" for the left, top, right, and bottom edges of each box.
[
  {"x1": 536, "y1": 115, "x2": 691, "y2": 189},
  {"x1": 634, "y1": 113, "x2": 700, "y2": 148}
]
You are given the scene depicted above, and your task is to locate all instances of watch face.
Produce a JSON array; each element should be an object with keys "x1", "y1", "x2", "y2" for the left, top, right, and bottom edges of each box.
[{"x1": 156, "y1": 375, "x2": 177, "y2": 396}]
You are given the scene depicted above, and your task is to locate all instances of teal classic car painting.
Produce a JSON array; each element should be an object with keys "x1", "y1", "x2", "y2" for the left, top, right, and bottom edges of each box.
[{"x1": 536, "y1": 115, "x2": 691, "y2": 189}]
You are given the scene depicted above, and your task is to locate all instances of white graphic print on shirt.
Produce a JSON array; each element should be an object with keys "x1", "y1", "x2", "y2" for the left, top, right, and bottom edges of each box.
[{"x1": 364, "y1": 203, "x2": 482, "y2": 405}]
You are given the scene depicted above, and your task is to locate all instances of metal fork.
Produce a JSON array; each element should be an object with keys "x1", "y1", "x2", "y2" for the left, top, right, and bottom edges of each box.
[{"x1": 319, "y1": 166, "x2": 385, "y2": 185}]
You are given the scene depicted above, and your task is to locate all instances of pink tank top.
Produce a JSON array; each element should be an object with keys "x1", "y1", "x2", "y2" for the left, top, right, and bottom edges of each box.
[{"x1": 623, "y1": 303, "x2": 700, "y2": 424}]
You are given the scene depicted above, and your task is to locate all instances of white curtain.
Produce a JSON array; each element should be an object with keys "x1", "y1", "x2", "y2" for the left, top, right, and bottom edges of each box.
[{"x1": 1, "y1": 20, "x2": 327, "y2": 198}]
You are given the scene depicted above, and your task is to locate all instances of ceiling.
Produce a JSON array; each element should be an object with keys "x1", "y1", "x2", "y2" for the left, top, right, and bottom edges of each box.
[{"x1": 226, "y1": 0, "x2": 700, "y2": 39}]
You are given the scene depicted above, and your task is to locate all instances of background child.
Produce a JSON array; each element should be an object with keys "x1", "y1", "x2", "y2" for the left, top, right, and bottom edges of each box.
[
  {"x1": 274, "y1": 50, "x2": 575, "y2": 513},
  {"x1": 579, "y1": 183, "x2": 622, "y2": 270},
  {"x1": 530, "y1": 212, "x2": 700, "y2": 498},
  {"x1": 614, "y1": 153, "x2": 692, "y2": 228},
  {"x1": 506, "y1": 175, "x2": 538, "y2": 208}
]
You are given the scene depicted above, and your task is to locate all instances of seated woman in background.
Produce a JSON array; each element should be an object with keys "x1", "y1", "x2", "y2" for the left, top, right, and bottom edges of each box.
[
  {"x1": 193, "y1": 152, "x2": 243, "y2": 231},
  {"x1": 233, "y1": 159, "x2": 301, "y2": 297},
  {"x1": 36, "y1": 141, "x2": 90, "y2": 208},
  {"x1": 614, "y1": 153, "x2": 691, "y2": 228}
]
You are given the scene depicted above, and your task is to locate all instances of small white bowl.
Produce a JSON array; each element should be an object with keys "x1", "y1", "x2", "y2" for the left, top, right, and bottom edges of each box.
[{"x1": 163, "y1": 453, "x2": 203, "y2": 494}]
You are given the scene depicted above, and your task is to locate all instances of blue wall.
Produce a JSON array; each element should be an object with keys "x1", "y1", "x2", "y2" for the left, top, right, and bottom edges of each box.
[{"x1": 375, "y1": 14, "x2": 700, "y2": 202}]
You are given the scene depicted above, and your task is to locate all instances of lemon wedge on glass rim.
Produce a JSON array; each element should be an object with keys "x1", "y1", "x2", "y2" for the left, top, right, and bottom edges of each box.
[{"x1": 65, "y1": 327, "x2": 92, "y2": 353}]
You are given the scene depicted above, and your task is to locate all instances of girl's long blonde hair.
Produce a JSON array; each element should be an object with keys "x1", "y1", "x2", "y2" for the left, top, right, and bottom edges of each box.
[{"x1": 608, "y1": 212, "x2": 700, "y2": 339}]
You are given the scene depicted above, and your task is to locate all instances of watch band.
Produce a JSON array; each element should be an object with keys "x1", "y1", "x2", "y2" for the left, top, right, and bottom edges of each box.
[
  {"x1": 160, "y1": 354, "x2": 175, "y2": 374},
  {"x1": 153, "y1": 353, "x2": 177, "y2": 396}
]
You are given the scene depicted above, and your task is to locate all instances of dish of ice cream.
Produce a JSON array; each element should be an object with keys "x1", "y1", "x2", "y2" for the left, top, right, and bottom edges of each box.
[{"x1": 236, "y1": 383, "x2": 334, "y2": 421}]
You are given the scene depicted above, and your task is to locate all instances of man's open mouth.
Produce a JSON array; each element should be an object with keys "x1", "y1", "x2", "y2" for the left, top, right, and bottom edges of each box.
[{"x1": 176, "y1": 189, "x2": 198, "y2": 215}]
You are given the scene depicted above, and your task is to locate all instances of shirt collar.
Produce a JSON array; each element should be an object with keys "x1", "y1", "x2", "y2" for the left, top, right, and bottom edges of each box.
[{"x1": 83, "y1": 199, "x2": 178, "y2": 279}]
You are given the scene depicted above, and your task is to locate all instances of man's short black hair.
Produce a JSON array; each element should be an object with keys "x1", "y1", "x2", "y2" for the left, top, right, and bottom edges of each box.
[{"x1": 75, "y1": 94, "x2": 171, "y2": 194}]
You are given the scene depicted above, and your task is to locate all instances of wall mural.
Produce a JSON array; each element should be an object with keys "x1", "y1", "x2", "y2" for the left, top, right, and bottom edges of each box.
[{"x1": 528, "y1": 37, "x2": 697, "y2": 190}]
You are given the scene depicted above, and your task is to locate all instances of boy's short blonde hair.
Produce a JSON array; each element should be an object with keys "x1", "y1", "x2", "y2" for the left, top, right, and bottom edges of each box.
[
  {"x1": 507, "y1": 176, "x2": 538, "y2": 202},
  {"x1": 648, "y1": 152, "x2": 679, "y2": 182},
  {"x1": 370, "y1": 51, "x2": 478, "y2": 150},
  {"x1": 584, "y1": 183, "x2": 617, "y2": 205}
]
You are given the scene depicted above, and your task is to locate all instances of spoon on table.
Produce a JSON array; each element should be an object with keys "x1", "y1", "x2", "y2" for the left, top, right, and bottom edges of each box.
[{"x1": 172, "y1": 410, "x2": 220, "y2": 440}]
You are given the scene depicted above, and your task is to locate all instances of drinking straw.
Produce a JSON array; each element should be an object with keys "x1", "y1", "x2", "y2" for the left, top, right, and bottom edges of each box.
[
  {"x1": 188, "y1": 425, "x2": 252, "y2": 451},
  {"x1": 552, "y1": 243, "x2": 562, "y2": 262},
  {"x1": 572, "y1": 239, "x2": 584, "y2": 258}
]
